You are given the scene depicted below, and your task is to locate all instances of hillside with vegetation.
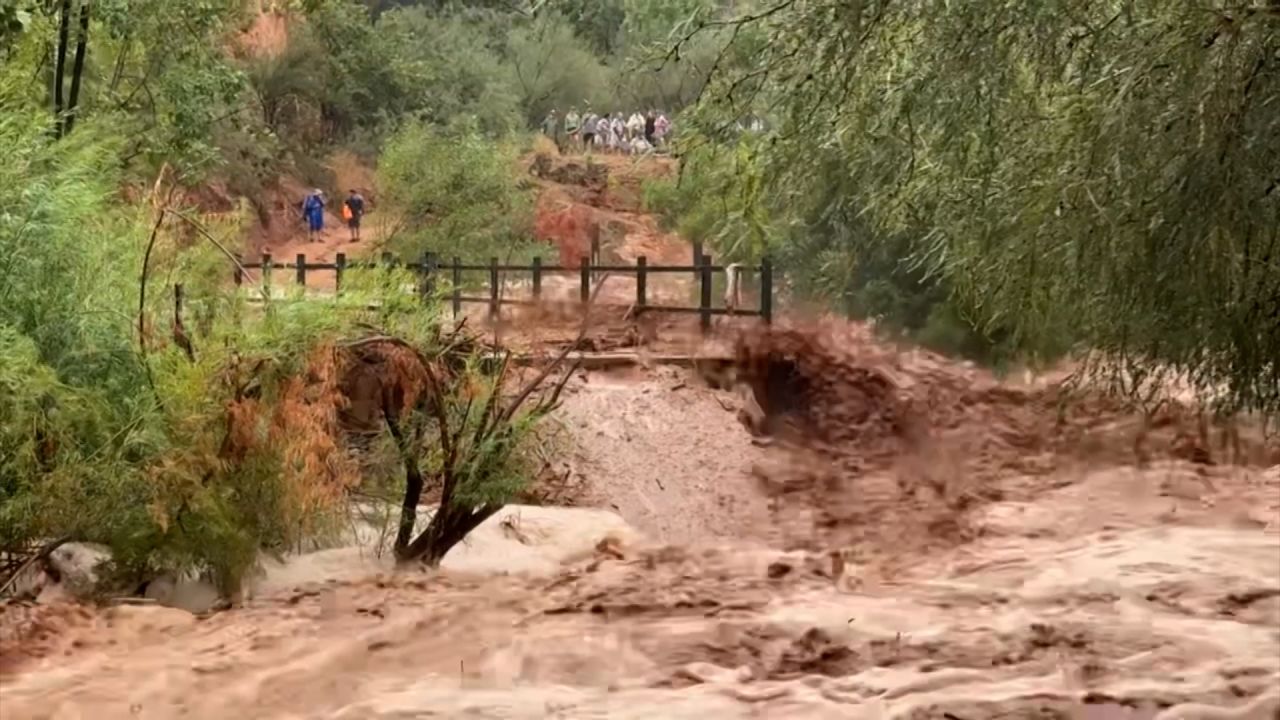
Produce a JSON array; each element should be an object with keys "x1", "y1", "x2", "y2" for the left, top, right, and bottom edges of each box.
[{"x1": 0, "y1": 0, "x2": 733, "y2": 589}]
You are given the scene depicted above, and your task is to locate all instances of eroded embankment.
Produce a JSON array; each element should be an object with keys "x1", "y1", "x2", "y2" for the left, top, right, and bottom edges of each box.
[{"x1": 719, "y1": 324, "x2": 1279, "y2": 567}]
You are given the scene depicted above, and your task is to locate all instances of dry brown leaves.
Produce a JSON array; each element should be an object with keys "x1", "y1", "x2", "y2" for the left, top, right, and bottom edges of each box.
[{"x1": 266, "y1": 344, "x2": 360, "y2": 522}]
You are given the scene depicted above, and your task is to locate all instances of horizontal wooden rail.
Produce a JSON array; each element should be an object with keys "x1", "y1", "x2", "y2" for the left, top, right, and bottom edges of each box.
[
  {"x1": 452, "y1": 263, "x2": 573, "y2": 273},
  {"x1": 238, "y1": 262, "x2": 765, "y2": 274},
  {"x1": 591, "y1": 264, "x2": 759, "y2": 273},
  {"x1": 232, "y1": 250, "x2": 775, "y2": 328},
  {"x1": 637, "y1": 304, "x2": 763, "y2": 317}
]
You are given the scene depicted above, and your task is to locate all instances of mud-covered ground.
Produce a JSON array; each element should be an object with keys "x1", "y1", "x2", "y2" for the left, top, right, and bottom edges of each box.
[{"x1": 555, "y1": 364, "x2": 772, "y2": 545}]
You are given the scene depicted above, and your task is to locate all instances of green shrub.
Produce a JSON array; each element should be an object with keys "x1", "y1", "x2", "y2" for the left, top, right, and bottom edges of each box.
[
  {"x1": 0, "y1": 109, "x2": 360, "y2": 593},
  {"x1": 377, "y1": 121, "x2": 537, "y2": 263}
]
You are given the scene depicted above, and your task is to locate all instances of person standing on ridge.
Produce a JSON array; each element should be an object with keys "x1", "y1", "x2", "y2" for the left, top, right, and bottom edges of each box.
[
  {"x1": 644, "y1": 111, "x2": 657, "y2": 146},
  {"x1": 542, "y1": 109, "x2": 558, "y2": 140},
  {"x1": 302, "y1": 188, "x2": 325, "y2": 242},
  {"x1": 564, "y1": 107, "x2": 581, "y2": 151},
  {"x1": 581, "y1": 109, "x2": 598, "y2": 151},
  {"x1": 611, "y1": 113, "x2": 626, "y2": 152},
  {"x1": 627, "y1": 110, "x2": 644, "y2": 141},
  {"x1": 654, "y1": 112, "x2": 671, "y2": 149},
  {"x1": 599, "y1": 111, "x2": 616, "y2": 152},
  {"x1": 343, "y1": 189, "x2": 365, "y2": 242}
]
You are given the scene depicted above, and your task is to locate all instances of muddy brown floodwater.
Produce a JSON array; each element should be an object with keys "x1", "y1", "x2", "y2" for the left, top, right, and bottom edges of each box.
[{"x1": 2, "y1": 327, "x2": 1278, "y2": 718}]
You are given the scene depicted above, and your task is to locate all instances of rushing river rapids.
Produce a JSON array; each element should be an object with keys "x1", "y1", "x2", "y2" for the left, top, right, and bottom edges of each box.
[{"x1": 2, "y1": 323, "x2": 1278, "y2": 719}]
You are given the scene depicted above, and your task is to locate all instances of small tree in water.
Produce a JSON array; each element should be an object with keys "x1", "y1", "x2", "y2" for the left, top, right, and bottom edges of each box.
[{"x1": 364, "y1": 330, "x2": 579, "y2": 567}]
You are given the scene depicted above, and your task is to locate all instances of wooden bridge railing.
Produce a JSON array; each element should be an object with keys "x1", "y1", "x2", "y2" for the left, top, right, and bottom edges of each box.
[{"x1": 232, "y1": 246, "x2": 773, "y2": 330}]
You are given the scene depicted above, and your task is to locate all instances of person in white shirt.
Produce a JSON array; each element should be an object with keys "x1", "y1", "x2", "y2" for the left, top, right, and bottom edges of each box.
[
  {"x1": 610, "y1": 114, "x2": 626, "y2": 152},
  {"x1": 627, "y1": 111, "x2": 645, "y2": 140}
]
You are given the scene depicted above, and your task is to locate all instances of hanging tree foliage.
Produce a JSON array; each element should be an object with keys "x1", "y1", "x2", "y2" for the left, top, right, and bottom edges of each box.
[{"x1": 683, "y1": 0, "x2": 1279, "y2": 415}]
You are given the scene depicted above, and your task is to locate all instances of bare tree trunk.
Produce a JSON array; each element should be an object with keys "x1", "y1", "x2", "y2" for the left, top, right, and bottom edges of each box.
[
  {"x1": 53, "y1": 0, "x2": 72, "y2": 135},
  {"x1": 388, "y1": 284, "x2": 592, "y2": 567},
  {"x1": 399, "y1": 501, "x2": 501, "y2": 567},
  {"x1": 108, "y1": 30, "x2": 130, "y2": 93},
  {"x1": 383, "y1": 401, "x2": 425, "y2": 554},
  {"x1": 63, "y1": 0, "x2": 91, "y2": 136}
]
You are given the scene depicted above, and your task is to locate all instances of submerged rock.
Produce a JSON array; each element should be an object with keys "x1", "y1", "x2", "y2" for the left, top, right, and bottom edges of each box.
[{"x1": 47, "y1": 542, "x2": 112, "y2": 598}]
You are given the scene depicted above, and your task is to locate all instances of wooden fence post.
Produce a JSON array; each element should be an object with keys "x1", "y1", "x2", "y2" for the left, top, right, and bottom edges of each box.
[
  {"x1": 335, "y1": 253, "x2": 346, "y2": 295},
  {"x1": 419, "y1": 251, "x2": 434, "y2": 303},
  {"x1": 233, "y1": 254, "x2": 243, "y2": 287},
  {"x1": 699, "y1": 253, "x2": 712, "y2": 333},
  {"x1": 760, "y1": 256, "x2": 773, "y2": 325},
  {"x1": 451, "y1": 256, "x2": 462, "y2": 319},
  {"x1": 636, "y1": 256, "x2": 647, "y2": 314},
  {"x1": 419, "y1": 251, "x2": 430, "y2": 301},
  {"x1": 489, "y1": 256, "x2": 500, "y2": 320},
  {"x1": 579, "y1": 257, "x2": 591, "y2": 305},
  {"x1": 591, "y1": 234, "x2": 601, "y2": 282},
  {"x1": 262, "y1": 252, "x2": 273, "y2": 294},
  {"x1": 295, "y1": 253, "x2": 306, "y2": 288},
  {"x1": 532, "y1": 256, "x2": 542, "y2": 300},
  {"x1": 691, "y1": 241, "x2": 702, "y2": 302}
]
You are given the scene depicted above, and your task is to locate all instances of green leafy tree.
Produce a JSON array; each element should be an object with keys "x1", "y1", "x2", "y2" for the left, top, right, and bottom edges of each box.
[
  {"x1": 613, "y1": 0, "x2": 730, "y2": 111},
  {"x1": 0, "y1": 0, "x2": 247, "y2": 176},
  {"x1": 506, "y1": 11, "x2": 614, "y2": 124},
  {"x1": 684, "y1": 0, "x2": 1280, "y2": 410},
  {"x1": 379, "y1": 7, "x2": 522, "y2": 135},
  {"x1": 378, "y1": 342, "x2": 575, "y2": 567},
  {"x1": 0, "y1": 1, "x2": 33, "y2": 49},
  {"x1": 244, "y1": 30, "x2": 327, "y2": 138},
  {"x1": 302, "y1": 0, "x2": 405, "y2": 142},
  {"x1": 555, "y1": 0, "x2": 626, "y2": 55},
  {"x1": 94, "y1": 0, "x2": 246, "y2": 176},
  {"x1": 619, "y1": 0, "x2": 706, "y2": 48},
  {"x1": 0, "y1": 102, "x2": 356, "y2": 594}
]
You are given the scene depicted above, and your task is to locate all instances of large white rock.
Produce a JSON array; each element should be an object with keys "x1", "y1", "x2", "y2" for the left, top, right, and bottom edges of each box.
[
  {"x1": 440, "y1": 505, "x2": 640, "y2": 576},
  {"x1": 251, "y1": 505, "x2": 642, "y2": 596},
  {"x1": 12, "y1": 507, "x2": 638, "y2": 607},
  {"x1": 144, "y1": 574, "x2": 223, "y2": 614},
  {"x1": 47, "y1": 542, "x2": 113, "y2": 598},
  {"x1": 5, "y1": 563, "x2": 52, "y2": 600}
]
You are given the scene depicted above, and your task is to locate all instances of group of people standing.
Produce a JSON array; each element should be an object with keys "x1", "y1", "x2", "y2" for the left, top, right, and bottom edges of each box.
[
  {"x1": 542, "y1": 107, "x2": 671, "y2": 155},
  {"x1": 301, "y1": 188, "x2": 366, "y2": 243}
]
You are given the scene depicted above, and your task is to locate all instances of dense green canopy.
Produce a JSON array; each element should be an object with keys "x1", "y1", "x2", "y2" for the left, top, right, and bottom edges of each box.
[{"x1": 678, "y1": 0, "x2": 1278, "y2": 414}]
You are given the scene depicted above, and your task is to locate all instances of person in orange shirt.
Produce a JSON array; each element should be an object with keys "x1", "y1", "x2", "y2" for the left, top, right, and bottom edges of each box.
[{"x1": 343, "y1": 189, "x2": 365, "y2": 242}]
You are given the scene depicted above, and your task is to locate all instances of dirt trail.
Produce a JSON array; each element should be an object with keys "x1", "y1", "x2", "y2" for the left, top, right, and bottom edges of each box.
[
  {"x1": 530, "y1": 151, "x2": 687, "y2": 269},
  {"x1": 476, "y1": 151, "x2": 698, "y2": 315},
  {"x1": 244, "y1": 151, "x2": 701, "y2": 313},
  {"x1": 449, "y1": 151, "x2": 762, "y2": 350}
]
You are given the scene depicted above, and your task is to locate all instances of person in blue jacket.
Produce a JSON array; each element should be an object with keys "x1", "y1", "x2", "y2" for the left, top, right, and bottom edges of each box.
[{"x1": 302, "y1": 189, "x2": 325, "y2": 242}]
